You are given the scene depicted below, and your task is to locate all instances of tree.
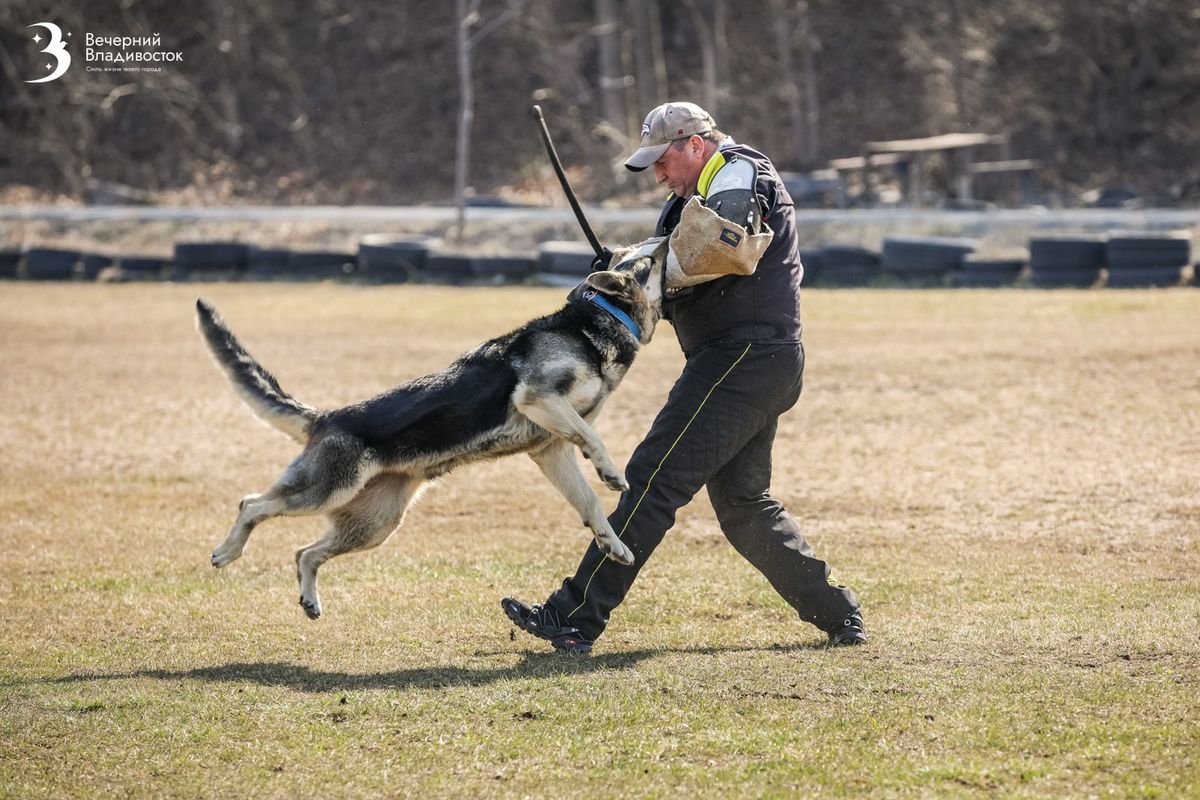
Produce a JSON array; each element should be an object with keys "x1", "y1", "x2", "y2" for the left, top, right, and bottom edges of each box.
[
  {"x1": 453, "y1": 0, "x2": 524, "y2": 241},
  {"x1": 770, "y1": 0, "x2": 821, "y2": 165},
  {"x1": 628, "y1": 0, "x2": 669, "y2": 114},
  {"x1": 681, "y1": 0, "x2": 723, "y2": 116}
]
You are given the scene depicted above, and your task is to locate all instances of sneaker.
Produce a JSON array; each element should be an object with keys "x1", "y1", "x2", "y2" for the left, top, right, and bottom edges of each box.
[
  {"x1": 827, "y1": 612, "x2": 867, "y2": 646},
  {"x1": 501, "y1": 597, "x2": 593, "y2": 654}
]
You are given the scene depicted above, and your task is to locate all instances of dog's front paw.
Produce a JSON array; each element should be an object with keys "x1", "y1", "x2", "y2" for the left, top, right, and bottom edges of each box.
[
  {"x1": 599, "y1": 537, "x2": 635, "y2": 566},
  {"x1": 299, "y1": 594, "x2": 322, "y2": 620},
  {"x1": 211, "y1": 544, "x2": 242, "y2": 568},
  {"x1": 597, "y1": 466, "x2": 629, "y2": 493}
]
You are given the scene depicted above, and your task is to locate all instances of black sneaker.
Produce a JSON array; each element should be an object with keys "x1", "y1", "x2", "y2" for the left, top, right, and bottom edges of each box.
[
  {"x1": 827, "y1": 612, "x2": 867, "y2": 646},
  {"x1": 501, "y1": 597, "x2": 593, "y2": 654}
]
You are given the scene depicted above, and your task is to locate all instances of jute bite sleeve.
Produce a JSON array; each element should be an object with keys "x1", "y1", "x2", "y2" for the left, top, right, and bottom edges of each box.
[{"x1": 665, "y1": 196, "x2": 774, "y2": 289}]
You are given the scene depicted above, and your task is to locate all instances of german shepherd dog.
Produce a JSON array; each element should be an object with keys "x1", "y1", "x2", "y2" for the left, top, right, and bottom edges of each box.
[{"x1": 197, "y1": 239, "x2": 667, "y2": 619}]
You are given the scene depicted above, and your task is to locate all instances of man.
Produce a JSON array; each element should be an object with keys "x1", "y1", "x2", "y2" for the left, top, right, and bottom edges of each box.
[{"x1": 502, "y1": 101, "x2": 865, "y2": 653}]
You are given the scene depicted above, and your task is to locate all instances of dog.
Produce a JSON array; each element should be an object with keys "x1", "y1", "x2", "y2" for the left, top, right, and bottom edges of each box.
[{"x1": 196, "y1": 238, "x2": 667, "y2": 619}]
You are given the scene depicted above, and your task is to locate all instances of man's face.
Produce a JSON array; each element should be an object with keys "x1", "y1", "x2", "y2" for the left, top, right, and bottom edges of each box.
[{"x1": 653, "y1": 135, "x2": 706, "y2": 198}]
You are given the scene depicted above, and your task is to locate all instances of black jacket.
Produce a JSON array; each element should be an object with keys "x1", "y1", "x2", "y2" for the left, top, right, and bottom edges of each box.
[{"x1": 656, "y1": 142, "x2": 803, "y2": 354}]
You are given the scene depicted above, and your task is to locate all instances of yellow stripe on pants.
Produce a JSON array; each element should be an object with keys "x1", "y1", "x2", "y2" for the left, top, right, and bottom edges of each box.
[{"x1": 567, "y1": 342, "x2": 753, "y2": 618}]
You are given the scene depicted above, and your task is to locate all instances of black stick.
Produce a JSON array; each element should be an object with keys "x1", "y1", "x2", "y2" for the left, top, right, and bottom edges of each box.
[{"x1": 531, "y1": 104, "x2": 604, "y2": 258}]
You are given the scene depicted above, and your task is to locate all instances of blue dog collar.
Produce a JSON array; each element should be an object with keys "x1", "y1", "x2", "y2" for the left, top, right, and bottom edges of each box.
[{"x1": 583, "y1": 290, "x2": 641, "y2": 341}]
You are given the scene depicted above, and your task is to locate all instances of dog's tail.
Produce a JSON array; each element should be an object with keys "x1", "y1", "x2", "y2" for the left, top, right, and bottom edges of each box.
[{"x1": 195, "y1": 298, "x2": 319, "y2": 444}]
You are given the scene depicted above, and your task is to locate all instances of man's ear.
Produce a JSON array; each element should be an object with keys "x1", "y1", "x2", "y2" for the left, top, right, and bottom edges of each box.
[{"x1": 585, "y1": 270, "x2": 634, "y2": 299}]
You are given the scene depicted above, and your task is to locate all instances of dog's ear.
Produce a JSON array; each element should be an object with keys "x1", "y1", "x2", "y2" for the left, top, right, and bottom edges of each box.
[{"x1": 585, "y1": 269, "x2": 635, "y2": 299}]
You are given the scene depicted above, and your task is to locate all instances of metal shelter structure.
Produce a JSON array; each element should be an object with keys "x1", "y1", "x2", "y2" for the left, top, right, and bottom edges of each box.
[{"x1": 828, "y1": 133, "x2": 1039, "y2": 208}]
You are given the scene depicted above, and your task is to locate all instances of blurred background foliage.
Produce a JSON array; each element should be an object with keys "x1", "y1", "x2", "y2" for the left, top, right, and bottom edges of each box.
[{"x1": 2, "y1": 0, "x2": 1198, "y2": 206}]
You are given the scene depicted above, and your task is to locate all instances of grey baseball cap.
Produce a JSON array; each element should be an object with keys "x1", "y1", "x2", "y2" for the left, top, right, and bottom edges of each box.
[{"x1": 624, "y1": 102, "x2": 716, "y2": 172}]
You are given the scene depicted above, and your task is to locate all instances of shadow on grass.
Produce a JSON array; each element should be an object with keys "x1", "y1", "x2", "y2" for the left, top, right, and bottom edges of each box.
[{"x1": 35, "y1": 642, "x2": 825, "y2": 693}]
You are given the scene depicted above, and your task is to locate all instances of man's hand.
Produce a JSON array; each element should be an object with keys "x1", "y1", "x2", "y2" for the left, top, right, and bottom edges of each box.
[{"x1": 590, "y1": 246, "x2": 615, "y2": 272}]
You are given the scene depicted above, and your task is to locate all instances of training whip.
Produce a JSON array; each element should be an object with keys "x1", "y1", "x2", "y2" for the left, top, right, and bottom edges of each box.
[{"x1": 531, "y1": 104, "x2": 605, "y2": 259}]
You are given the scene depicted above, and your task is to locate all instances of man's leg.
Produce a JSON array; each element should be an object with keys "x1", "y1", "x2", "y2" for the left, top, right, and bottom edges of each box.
[
  {"x1": 508, "y1": 343, "x2": 800, "y2": 646},
  {"x1": 706, "y1": 420, "x2": 862, "y2": 638}
]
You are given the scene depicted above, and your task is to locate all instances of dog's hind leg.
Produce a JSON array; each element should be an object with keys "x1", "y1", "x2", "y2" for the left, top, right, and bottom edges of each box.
[
  {"x1": 295, "y1": 472, "x2": 423, "y2": 620},
  {"x1": 529, "y1": 441, "x2": 634, "y2": 566},
  {"x1": 515, "y1": 389, "x2": 629, "y2": 493},
  {"x1": 211, "y1": 491, "x2": 289, "y2": 568},
  {"x1": 211, "y1": 434, "x2": 368, "y2": 568}
]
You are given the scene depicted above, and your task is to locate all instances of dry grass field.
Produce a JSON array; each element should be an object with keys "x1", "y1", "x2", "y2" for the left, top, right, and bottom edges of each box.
[{"x1": 1, "y1": 282, "x2": 1197, "y2": 799}]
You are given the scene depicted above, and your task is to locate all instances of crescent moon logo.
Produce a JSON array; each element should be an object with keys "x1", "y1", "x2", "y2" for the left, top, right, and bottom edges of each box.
[{"x1": 26, "y1": 22, "x2": 71, "y2": 83}]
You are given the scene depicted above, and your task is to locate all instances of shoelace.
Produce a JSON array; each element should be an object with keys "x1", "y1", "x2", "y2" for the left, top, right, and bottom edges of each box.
[{"x1": 532, "y1": 603, "x2": 562, "y2": 631}]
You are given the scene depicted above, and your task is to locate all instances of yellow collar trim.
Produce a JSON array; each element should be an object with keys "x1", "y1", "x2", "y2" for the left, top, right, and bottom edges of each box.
[{"x1": 696, "y1": 150, "x2": 728, "y2": 199}]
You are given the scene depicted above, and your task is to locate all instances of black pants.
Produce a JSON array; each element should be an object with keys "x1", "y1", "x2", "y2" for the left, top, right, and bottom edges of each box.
[{"x1": 546, "y1": 341, "x2": 860, "y2": 641}]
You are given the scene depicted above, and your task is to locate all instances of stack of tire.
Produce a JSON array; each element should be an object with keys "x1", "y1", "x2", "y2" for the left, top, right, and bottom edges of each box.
[
  {"x1": 287, "y1": 250, "x2": 356, "y2": 280},
  {"x1": 469, "y1": 254, "x2": 537, "y2": 284},
  {"x1": 881, "y1": 235, "x2": 978, "y2": 286},
  {"x1": 423, "y1": 252, "x2": 475, "y2": 284},
  {"x1": 357, "y1": 234, "x2": 435, "y2": 283},
  {"x1": 815, "y1": 244, "x2": 880, "y2": 287},
  {"x1": 117, "y1": 255, "x2": 168, "y2": 281},
  {"x1": 536, "y1": 241, "x2": 597, "y2": 286},
  {"x1": 950, "y1": 254, "x2": 1026, "y2": 288},
  {"x1": 0, "y1": 248, "x2": 21, "y2": 279},
  {"x1": 171, "y1": 242, "x2": 248, "y2": 281},
  {"x1": 23, "y1": 248, "x2": 79, "y2": 280},
  {"x1": 1104, "y1": 232, "x2": 1191, "y2": 288},
  {"x1": 244, "y1": 247, "x2": 292, "y2": 280},
  {"x1": 1028, "y1": 235, "x2": 1106, "y2": 288}
]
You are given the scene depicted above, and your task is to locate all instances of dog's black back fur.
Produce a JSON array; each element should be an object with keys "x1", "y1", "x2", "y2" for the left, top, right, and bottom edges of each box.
[
  {"x1": 320, "y1": 295, "x2": 640, "y2": 466},
  {"x1": 197, "y1": 287, "x2": 645, "y2": 475}
]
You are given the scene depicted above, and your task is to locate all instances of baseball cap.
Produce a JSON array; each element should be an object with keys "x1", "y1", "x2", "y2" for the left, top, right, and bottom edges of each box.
[{"x1": 623, "y1": 102, "x2": 716, "y2": 172}]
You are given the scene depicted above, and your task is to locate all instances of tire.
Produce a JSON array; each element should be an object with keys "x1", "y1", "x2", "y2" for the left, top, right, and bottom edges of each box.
[
  {"x1": 949, "y1": 270, "x2": 1019, "y2": 288},
  {"x1": 816, "y1": 245, "x2": 881, "y2": 287},
  {"x1": 881, "y1": 235, "x2": 978, "y2": 276},
  {"x1": 1105, "y1": 232, "x2": 1190, "y2": 249},
  {"x1": 244, "y1": 248, "x2": 292, "y2": 280},
  {"x1": 960, "y1": 256, "x2": 1026, "y2": 273},
  {"x1": 952, "y1": 256, "x2": 1024, "y2": 287},
  {"x1": 1029, "y1": 236, "x2": 1107, "y2": 270},
  {"x1": 820, "y1": 244, "x2": 879, "y2": 264},
  {"x1": 23, "y1": 248, "x2": 79, "y2": 280},
  {"x1": 287, "y1": 251, "x2": 356, "y2": 279},
  {"x1": 80, "y1": 253, "x2": 114, "y2": 280},
  {"x1": 537, "y1": 241, "x2": 597, "y2": 277},
  {"x1": 1104, "y1": 255, "x2": 1190, "y2": 271},
  {"x1": 0, "y1": 249, "x2": 22, "y2": 279},
  {"x1": 471, "y1": 254, "x2": 536, "y2": 282},
  {"x1": 357, "y1": 234, "x2": 434, "y2": 283},
  {"x1": 799, "y1": 248, "x2": 823, "y2": 284},
  {"x1": 424, "y1": 254, "x2": 473, "y2": 283},
  {"x1": 173, "y1": 242, "x2": 248, "y2": 273},
  {"x1": 1028, "y1": 266, "x2": 1101, "y2": 288},
  {"x1": 1106, "y1": 234, "x2": 1191, "y2": 269},
  {"x1": 1106, "y1": 266, "x2": 1184, "y2": 288},
  {"x1": 118, "y1": 257, "x2": 167, "y2": 280}
]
